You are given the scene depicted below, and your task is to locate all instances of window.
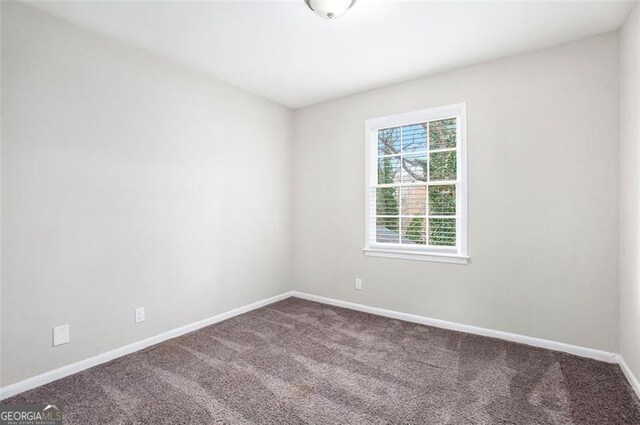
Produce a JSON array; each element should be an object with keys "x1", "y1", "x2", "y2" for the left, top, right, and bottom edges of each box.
[{"x1": 364, "y1": 103, "x2": 468, "y2": 264}]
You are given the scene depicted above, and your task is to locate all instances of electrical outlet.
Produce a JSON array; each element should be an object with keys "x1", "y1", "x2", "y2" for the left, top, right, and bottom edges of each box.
[
  {"x1": 355, "y1": 278, "x2": 363, "y2": 290},
  {"x1": 53, "y1": 325, "x2": 69, "y2": 346},
  {"x1": 134, "y1": 307, "x2": 145, "y2": 323}
]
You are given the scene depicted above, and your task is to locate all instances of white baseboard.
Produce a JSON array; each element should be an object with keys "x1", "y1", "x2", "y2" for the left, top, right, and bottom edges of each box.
[
  {"x1": 291, "y1": 291, "x2": 619, "y2": 364},
  {"x1": 2, "y1": 290, "x2": 633, "y2": 402},
  {"x1": 0, "y1": 291, "x2": 295, "y2": 401},
  {"x1": 618, "y1": 355, "x2": 640, "y2": 399}
]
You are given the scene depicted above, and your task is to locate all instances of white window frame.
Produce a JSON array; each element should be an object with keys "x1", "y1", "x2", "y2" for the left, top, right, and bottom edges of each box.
[{"x1": 363, "y1": 103, "x2": 468, "y2": 264}]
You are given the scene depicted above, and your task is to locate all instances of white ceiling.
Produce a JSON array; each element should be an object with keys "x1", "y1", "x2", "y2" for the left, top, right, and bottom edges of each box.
[{"x1": 27, "y1": 1, "x2": 636, "y2": 108}]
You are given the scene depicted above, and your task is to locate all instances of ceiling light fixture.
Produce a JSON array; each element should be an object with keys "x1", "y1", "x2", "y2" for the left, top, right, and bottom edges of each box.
[{"x1": 304, "y1": 0, "x2": 356, "y2": 20}]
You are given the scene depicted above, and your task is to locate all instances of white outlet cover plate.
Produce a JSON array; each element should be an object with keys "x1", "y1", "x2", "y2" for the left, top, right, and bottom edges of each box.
[
  {"x1": 53, "y1": 325, "x2": 69, "y2": 346},
  {"x1": 134, "y1": 307, "x2": 145, "y2": 323}
]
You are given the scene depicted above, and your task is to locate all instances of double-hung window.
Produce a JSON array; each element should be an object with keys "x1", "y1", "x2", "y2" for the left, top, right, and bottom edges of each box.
[{"x1": 364, "y1": 103, "x2": 468, "y2": 264}]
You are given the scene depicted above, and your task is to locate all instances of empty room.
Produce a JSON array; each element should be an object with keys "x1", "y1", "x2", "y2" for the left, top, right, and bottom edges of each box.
[{"x1": 1, "y1": 0, "x2": 640, "y2": 423}]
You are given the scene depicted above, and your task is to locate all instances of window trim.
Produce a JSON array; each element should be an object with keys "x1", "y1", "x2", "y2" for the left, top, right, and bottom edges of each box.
[{"x1": 363, "y1": 103, "x2": 468, "y2": 264}]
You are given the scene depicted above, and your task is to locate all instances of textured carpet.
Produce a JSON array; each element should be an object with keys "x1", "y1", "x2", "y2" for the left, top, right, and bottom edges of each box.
[{"x1": 4, "y1": 297, "x2": 640, "y2": 424}]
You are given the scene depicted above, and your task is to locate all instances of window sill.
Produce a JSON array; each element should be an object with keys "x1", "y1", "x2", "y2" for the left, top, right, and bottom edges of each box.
[{"x1": 363, "y1": 248, "x2": 469, "y2": 264}]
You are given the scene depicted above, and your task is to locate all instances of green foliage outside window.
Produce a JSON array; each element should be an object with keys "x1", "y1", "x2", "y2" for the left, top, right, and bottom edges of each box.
[{"x1": 405, "y1": 217, "x2": 426, "y2": 244}]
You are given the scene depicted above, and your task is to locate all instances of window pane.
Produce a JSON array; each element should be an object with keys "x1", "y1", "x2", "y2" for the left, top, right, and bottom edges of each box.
[
  {"x1": 402, "y1": 217, "x2": 426, "y2": 245},
  {"x1": 429, "y1": 151, "x2": 456, "y2": 181},
  {"x1": 401, "y1": 154, "x2": 428, "y2": 182},
  {"x1": 378, "y1": 156, "x2": 401, "y2": 184},
  {"x1": 429, "y1": 118, "x2": 456, "y2": 149},
  {"x1": 376, "y1": 188, "x2": 399, "y2": 216},
  {"x1": 401, "y1": 186, "x2": 426, "y2": 215},
  {"x1": 401, "y1": 123, "x2": 427, "y2": 153},
  {"x1": 378, "y1": 127, "x2": 400, "y2": 156},
  {"x1": 429, "y1": 218, "x2": 456, "y2": 246},
  {"x1": 429, "y1": 185, "x2": 456, "y2": 216},
  {"x1": 376, "y1": 217, "x2": 400, "y2": 243}
]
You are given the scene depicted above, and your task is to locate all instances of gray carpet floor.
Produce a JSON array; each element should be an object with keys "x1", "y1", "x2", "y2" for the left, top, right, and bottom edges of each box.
[{"x1": 4, "y1": 297, "x2": 640, "y2": 424}]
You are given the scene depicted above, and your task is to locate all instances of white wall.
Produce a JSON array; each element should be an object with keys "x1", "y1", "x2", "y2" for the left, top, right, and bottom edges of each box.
[
  {"x1": 293, "y1": 33, "x2": 620, "y2": 352},
  {"x1": 620, "y1": 2, "x2": 640, "y2": 382},
  {"x1": 1, "y1": 2, "x2": 293, "y2": 386},
  {"x1": 0, "y1": 0, "x2": 3, "y2": 389}
]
